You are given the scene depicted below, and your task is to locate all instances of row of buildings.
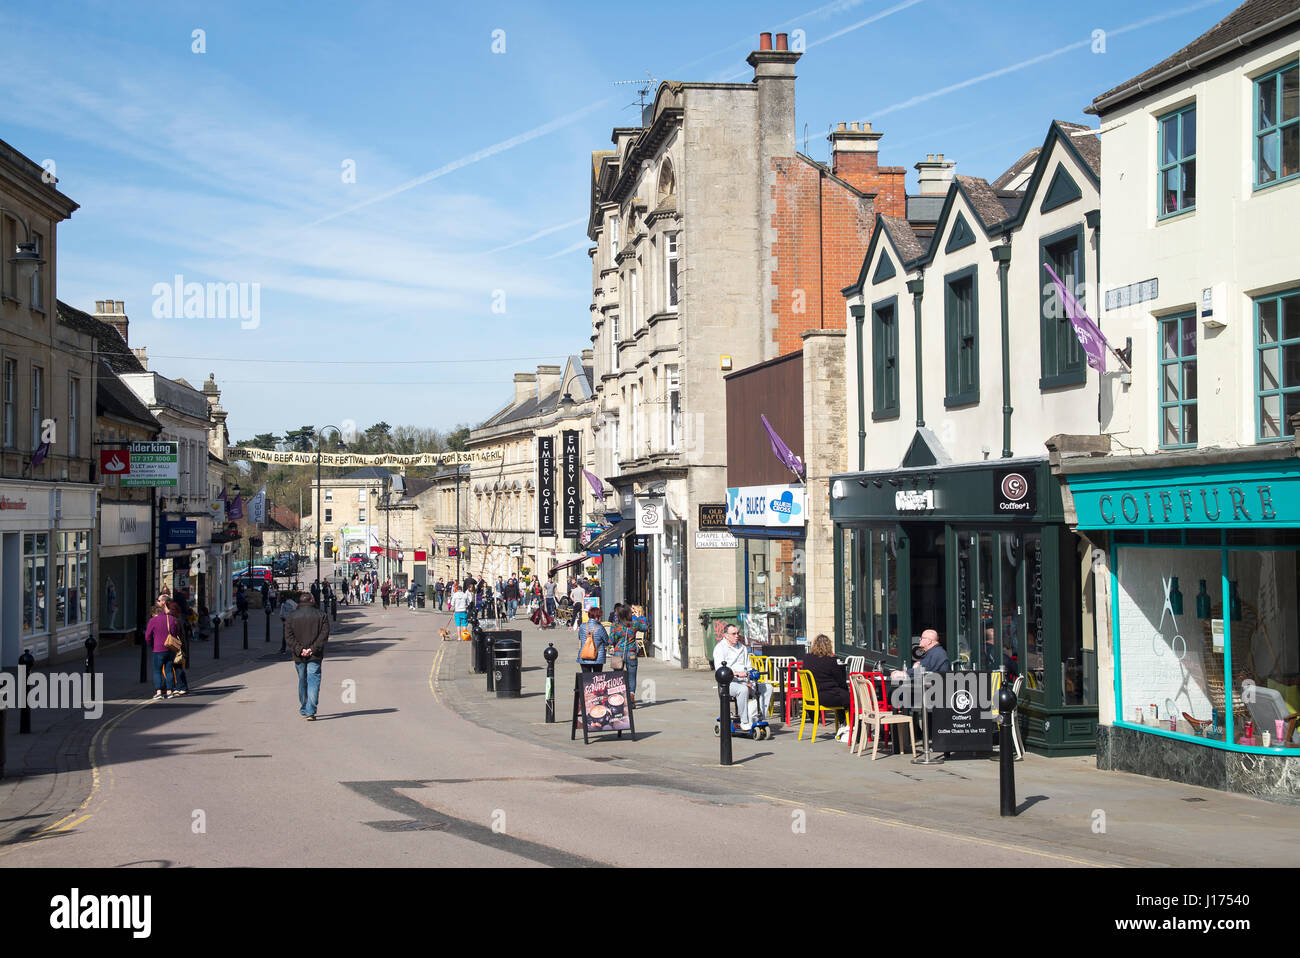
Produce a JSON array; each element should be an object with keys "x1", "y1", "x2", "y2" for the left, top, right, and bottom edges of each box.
[
  {"x1": 1, "y1": 138, "x2": 257, "y2": 665},
  {"x1": 298, "y1": 1, "x2": 1298, "y2": 800}
]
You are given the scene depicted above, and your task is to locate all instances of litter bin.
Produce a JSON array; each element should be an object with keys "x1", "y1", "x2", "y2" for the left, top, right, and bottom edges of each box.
[
  {"x1": 492, "y1": 631, "x2": 522, "y2": 698},
  {"x1": 417, "y1": 590, "x2": 425, "y2": 609},
  {"x1": 700, "y1": 606, "x2": 746, "y2": 665},
  {"x1": 472, "y1": 626, "x2": 491, "y2": 674}
]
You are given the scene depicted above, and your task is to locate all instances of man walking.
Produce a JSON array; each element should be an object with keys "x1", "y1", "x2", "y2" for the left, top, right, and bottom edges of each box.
[
  {"x1": 285, "y1": 591, "x2": 330, "y2": 720},
  {"x1": 506, "y1": 575, "x2": 520, "y2": 620}
]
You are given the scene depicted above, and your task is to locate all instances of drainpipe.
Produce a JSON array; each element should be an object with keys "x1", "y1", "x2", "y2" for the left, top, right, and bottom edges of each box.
[
  {"x1": 993, "y1": 243, "x2": 1013, "y2": 458},
  {"x1": 850, "y1": 303, "x2": 866, "y2": 470},
  {"x1": 1084, "y1": 209, "x2": 1102, "y2": 425},
  {"x1": 905, "y1": 275, "x2": 925, "y2": 428}
]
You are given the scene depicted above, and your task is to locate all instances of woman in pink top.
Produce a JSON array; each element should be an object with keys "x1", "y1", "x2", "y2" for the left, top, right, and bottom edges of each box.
[{"x1": 144, "y1": 596, "x2": 181, "y2": 699}]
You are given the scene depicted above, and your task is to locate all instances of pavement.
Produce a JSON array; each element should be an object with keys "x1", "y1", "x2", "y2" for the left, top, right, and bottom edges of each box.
[
  {"x1": 0, "y1": 596, "x2": 1295, "y2": 868},
  {"x1": 438, "y1": 611, "x2": 1300, "y2": 868}
]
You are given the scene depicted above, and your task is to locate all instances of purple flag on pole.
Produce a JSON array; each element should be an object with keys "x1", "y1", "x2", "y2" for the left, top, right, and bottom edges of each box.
[
  {"x1": 479, "y1": 530, "x2": 488, "y2": 545},
  {"x1": 760, "y1": 414, "x2": 804, "y2": 479},
  {"x1": 227, "y1": 493, "x2": 244, "y2": 520},
  {"x1": 583, "y1": 468, "x2": 606, "y2": 499},
  {"x1": 28, "y1": 441, "x2": 50, "y2": 471},
  {"x1": 1043, "y1": 263, "x2": 1108, "y2": 374}
]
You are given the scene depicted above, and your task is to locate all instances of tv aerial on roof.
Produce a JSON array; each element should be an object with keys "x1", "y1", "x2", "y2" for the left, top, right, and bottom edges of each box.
[{"x1": 613, "y1": 72, "x2": 660, "y2": 114}]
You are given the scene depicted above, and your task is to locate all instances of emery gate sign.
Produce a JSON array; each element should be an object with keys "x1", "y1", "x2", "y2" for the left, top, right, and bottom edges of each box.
[{"x1": 1067, "y1": 461, "x2": 1300, "y2": 529}]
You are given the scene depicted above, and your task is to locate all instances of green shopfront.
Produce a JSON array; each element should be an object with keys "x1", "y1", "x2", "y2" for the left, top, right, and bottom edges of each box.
[
  {"x1": 1063, "y1": 452, "x2": 1300, "y2": 803},
  {"x1": 830, "y1": 458, "x2": 1099, "y2": 754}
]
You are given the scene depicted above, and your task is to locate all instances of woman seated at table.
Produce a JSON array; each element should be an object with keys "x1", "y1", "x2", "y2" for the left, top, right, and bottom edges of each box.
[{"x1": 803, "y1": 634, "x2": 850, "y2": 708}]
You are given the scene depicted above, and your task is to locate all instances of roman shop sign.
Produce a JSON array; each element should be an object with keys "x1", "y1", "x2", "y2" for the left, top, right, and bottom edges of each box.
[
  {"x1": 561, "y1": 430, "x2": 580, "y2": 538},
  {"x1": 995, "y1": 468, "x2": 1035, "y2": 514},
  {"x1": 1067, "y1": 463, "x2": 1300, "y2": 529},
  {"x1": 537, "y1": 436, "x2": 556, "y2": 537}
]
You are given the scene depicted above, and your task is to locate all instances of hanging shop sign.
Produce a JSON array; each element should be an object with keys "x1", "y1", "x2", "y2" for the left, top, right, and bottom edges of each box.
[
  {"x1": 1066, "y1": 460, "x2": 1300, "y2": 529},
  {"x1": 103, "y1": 442, "x2": 179, "y2": 487},
  {"x1": 538, "y1": 436, "x2": 556, "y2": 537},
  {"x1": 726, "y1": 484, "x2": 806, "y2": 529},
  {"x1": 561, "y1": 431, "x2": 580, "y2": 538},
  {"x1": 231, "y1": 448, "x2": 503, "y2": 467},
  {"x1": 636, "y1": 496, "x2": 665, "y2": 535}
]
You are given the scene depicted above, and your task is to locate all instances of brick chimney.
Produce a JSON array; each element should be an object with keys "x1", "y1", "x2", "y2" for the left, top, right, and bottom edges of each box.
[
  {"x1": 513, "y1": 372, "x2": 537, "y2": 406},
  {"x1": 827, "y1": 122, "x2": 908, "y2": 218},
  {"x1": 748, "y1": 32, "x2": 802, "y2": 162},
  {"x1": 535, "y1": 364, "x2": 562, "y2": 400},
  {"x1": 915, "y1": 154, "x2": 957, "y2": 195},
  {"x1": 93, "y1": 299, "x2": 129, "y2": 345}
]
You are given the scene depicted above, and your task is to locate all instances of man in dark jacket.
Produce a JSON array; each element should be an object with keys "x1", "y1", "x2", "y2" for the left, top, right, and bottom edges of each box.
[{"x1": 285, "y1": 592, "x2": 330, "y2": 720}]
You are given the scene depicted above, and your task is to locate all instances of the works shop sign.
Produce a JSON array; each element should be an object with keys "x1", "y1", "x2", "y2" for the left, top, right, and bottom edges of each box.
[
  {"x1": 561, "y1": 430, "x2": 580, "y2": 539},
  {"x1": 537, "y1": 436, "x2": 556, "y2": 537}
]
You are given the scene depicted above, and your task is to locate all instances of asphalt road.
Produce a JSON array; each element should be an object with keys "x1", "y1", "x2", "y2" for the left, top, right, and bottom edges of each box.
[{"x1": 0, "y1": 597, "x2": 1097, "y2": 868}]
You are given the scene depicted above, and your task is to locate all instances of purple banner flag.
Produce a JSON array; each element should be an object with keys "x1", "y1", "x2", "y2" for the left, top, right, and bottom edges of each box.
[
  {"x1": 28, "y1": 441, "x2": 50, "y2": 472},
  {"x1": 582, "y1": 468, "x2": 606, "y2": 499},
  {"x1": 760, "y1": 414, "x2": 804, "y2": 479},
  {"x1": 227, "y1": 493, "x2": 244, "y2": 520},
  {"x1": 1043, "y1": 263, "x2": 1109, "y2": 373}
]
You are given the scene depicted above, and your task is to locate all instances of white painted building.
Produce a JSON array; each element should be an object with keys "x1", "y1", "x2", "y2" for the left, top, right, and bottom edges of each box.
[{"x1": 1056, "y1": 0, "x2": 1300, "y2": 800}]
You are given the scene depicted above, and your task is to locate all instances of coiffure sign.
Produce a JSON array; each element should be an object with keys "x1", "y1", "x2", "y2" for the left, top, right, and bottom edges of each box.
[
  {"x1": 726, "y1": 484, "x2": 806, "y2": 529},
  {"x1": 1067, "y1": 461, "x2": 1300, "y2": 530}
]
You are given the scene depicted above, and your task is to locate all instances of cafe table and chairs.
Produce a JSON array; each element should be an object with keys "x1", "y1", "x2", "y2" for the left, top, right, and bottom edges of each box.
[
  {"x1": 850, "y1": 673, "x2": 918, "y2": 760},
  {"x1": 846, "y1": 671, "x2": 892, "y2": 751},
  {"x1": 796, "y1": 670, "x2": 849, "y2": 743}
]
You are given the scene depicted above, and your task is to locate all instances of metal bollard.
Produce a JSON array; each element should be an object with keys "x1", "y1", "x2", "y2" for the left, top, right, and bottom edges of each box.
[
  {"x1": 715, "y1": 665, "x2": 734, "y2": 767},
  {"x1": 331, "y1": 592, "x2": 337, "y2": 621},
  {"x1": 998, "y1": 682, "x2": 1018, "y2": 816},
  {"x1": 543, "y1": 643, "x2": 558, "y2": 723},
  {"x1": 242, "y1": 611, "x2": 249, "y2": 650},
  {"x1": 18, "y1": 650, "x2": 35, "y2": 734},
  {"x1": 212, "y1": 616, "x2": 221, "y2": 660},
  {"x1": 265, "y1": 606, "x2": 272, "y2": 643},
  {"x1": 85, "y1": 635, "x2": 97, "y2": 675}
]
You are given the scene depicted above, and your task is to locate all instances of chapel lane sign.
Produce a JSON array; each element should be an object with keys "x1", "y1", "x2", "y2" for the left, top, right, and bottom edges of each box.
[{"x1": 231, "y1": 448, "x2": 503, "y2": 467}]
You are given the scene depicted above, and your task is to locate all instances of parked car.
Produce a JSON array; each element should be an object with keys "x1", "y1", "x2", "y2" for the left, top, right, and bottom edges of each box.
[
  {"x1": 234, "y1": 566, "x2": 275, "y2": 585},
  {"x1": 276, "y1": 552, "x2": 299, "y2": 574}
]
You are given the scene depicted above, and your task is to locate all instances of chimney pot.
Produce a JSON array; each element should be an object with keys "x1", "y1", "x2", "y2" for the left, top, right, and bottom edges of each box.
[
  {"x1": 837, "y1": 122, "x2": 847, "y2": 131},
  {"x1": 937, "y1": 153, "x2": 944, "y2": 161},
  {"x1": 759, "y1": 32, "x2": 772, "y2": 50},
  {"x1": 95, "y1": 301, "x2": 105, "y2": 313},
  {"x1": 775, "y1": 32, "x2": 788, "y2": 51}
]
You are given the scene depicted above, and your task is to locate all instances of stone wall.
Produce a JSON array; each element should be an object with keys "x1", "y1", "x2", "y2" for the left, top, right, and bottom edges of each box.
[{"x1": 802, "y1": 330, "x2": 846, "y2": 642}]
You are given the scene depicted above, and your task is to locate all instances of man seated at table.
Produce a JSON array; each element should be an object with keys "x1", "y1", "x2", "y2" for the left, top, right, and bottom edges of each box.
[
  {"x1": 714, "y1": 624, "x2": 771, "y2": 730},
  {"x1": 890, "y1": 629, "x2": 950, "y2": 682}
]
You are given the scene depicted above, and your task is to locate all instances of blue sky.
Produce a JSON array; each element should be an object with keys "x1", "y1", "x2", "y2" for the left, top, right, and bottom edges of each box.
[{"x1": 0, "y1": 0, "x2": 1236, "y2": 439}]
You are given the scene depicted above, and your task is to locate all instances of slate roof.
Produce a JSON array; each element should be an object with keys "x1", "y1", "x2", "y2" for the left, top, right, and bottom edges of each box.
[
  {"x1": 953, "y1": 175, "x2": 1013, "y2": 230},
  {"x1": 97, "y1": 368, "x2": 160, "y2": 431},
  {"x1": 403, "y1": 477, "x2": 436, "y2": 499},
  {"x1": 1090, "y1": 0, "x2": 1300, "y2": 113},
  {"x1": 989, "y1": 146, "x2": 1041, "y2": 191},
  {"x1": 56, "y1": 300, "x2": 144, "y2": 374},
  {"x1": 341, "y1": 466, "x2": 394, "y2": 481},
  {"x1": 879, "y1": 215, "x2": 927, "y2": 261}
]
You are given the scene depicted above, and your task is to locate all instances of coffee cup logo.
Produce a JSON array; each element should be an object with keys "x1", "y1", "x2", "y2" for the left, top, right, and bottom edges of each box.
[{"x1": 1001, "y1": 473, "x2": 1028, "y2": 502}]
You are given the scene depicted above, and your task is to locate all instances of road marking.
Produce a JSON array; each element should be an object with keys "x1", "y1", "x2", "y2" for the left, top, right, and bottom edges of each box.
[{"x1": 51, "y1": 814, "x2": 90, "y2": 832}]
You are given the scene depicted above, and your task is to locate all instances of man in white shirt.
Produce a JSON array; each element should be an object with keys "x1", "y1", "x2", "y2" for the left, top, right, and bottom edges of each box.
[
  {"x1": 569, "y1": 580, "x2": 586, "y2": 631},
  {"x1": 713, "y1": 624, "x2": 770, "y2": 730}
]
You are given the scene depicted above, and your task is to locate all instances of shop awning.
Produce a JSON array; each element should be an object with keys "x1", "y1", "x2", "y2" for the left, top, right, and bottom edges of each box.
[
  {"x1": 586, "y1": 518, "x2": 635, "y2": 554},
  {"x1": 549, "y1": 555, "x2": 589, "y2": 577}
]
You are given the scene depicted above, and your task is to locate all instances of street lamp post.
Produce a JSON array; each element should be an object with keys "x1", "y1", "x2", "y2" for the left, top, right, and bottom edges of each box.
[{"x1": 314, "y1": 426, "x2": 346, "y2": 595}]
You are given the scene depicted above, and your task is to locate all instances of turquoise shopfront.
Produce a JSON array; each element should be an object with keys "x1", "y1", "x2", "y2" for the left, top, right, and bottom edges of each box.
[{"x1": 1062, "y1": 451, "x2": 1300, "y2": 803}]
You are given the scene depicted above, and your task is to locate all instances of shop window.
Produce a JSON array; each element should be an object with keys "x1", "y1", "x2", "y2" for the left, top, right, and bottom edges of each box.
[
  {"x1": 841, "y1": 528, "x2": 901, "y2": 660},
  {"x1": 1254, "y1": 61, "x2": 1299, "y2": 190},
  {"x1": 1157, "y1": 104, "x2": 1196, "y2": 217},
  {"x1": 1040, "y1": 225, "x2": 1087, "y2": 388},
  {"x1": 1114, "y1": 545, "x2": 1300, "y2": 749},
  {"x1": 23, "y1": 533, "x2": 48, "y2": 635},
  {"x1": 1255, "y1": 288, "x2": 1300, "y2": 440},
  {"x1": 1158, "y1": 312, "x2": 1198, "y2": 448},
  {"x1": 871, "y1": 297, "x2": 899, "y2": 419},
  {"x1": 57, "y1": 531, "x2": 91, "y2": 627},
  {"x1": 943, "y1": 268, "x2": 979, "y2": 407}
]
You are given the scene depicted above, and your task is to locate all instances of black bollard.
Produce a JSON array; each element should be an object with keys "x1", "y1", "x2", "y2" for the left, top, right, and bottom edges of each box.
[
  {"x1": 543, "y1": 643, "x2": 558, "y2": 723},
  {"x1": 265, "y1": 606, "x2": 272, "y2": 643},
  {"x1": 84, "y1": 635, "x2": 97, "y2": 675},
  {"x1": 331, "y1": 592, "x2": 337, "y2": 621},
  {"x1": 242, "y1": 611, "x2": 249, "y2": 650},
  {"x1": 18, "y1": 649, "x2": 35, "y2": 734},
  {"x1": 998, "y1": 682, "x2": 1018, "y2": 816},
  {"x1": 715, "y1": 665, "x2": 734, "y2": 767},
  {"x1": 212, "y1": 616, "x2": 221, "y2": 660}
]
